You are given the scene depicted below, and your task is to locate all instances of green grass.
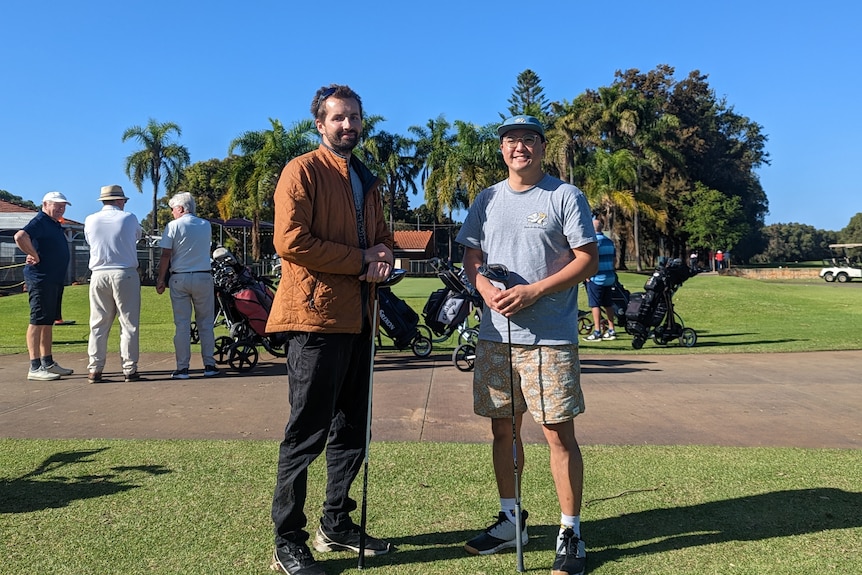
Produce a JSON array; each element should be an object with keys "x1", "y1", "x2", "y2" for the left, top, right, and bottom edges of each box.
[
  {"x1": 1, "y1": 273, "x2": 861, "y2": 355},
  {"x1": 1, "y1": 440, "x2": 859, "y2": 575},
  {"x1": 2, "y1": 274, "x2": 861, "y2": 574}
]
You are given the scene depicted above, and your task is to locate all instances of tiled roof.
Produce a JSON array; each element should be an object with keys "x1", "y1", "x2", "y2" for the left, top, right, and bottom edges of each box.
[
  {"x1": 393, "y1": 230, "x2": 433, "y2": 251},
  {"x1": 0, "y1": 198, "x2": 36, "y2": 213}
]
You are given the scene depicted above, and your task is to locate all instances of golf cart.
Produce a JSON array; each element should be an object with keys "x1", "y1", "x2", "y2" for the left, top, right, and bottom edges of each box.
[{"x1": 820, "y1": 243, "x2": 862, "y2": 283}]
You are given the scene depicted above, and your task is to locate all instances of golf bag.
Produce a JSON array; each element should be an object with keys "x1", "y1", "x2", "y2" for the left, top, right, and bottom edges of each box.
[
  {"x1": 422, "y1": 258, "x2": 483, "y2": 340},
  {"x1": 624, "y1": 258, "x2": 697, "y2": 349},
  {"x1": 211, "y1": 248, "x2": 287, "y2": 367},
  {"x1": 374, "y1": 269, "x2": 432, "y2": 357},
  {"x1": 378, "y1": 286, "x2": 421, "y2": 350}
]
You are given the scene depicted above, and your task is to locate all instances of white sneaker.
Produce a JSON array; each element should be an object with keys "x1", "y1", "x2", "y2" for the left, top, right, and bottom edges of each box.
[
  {"x1": 583, "y1": 331, "x2": 603, "y2": 342},
  {"x1": 28, "y1": 367, "x2": 61, "y2": 381},
  {"x1": 602, "y1": 330, "x2": 617, "y2": 341},
  {"x1": 44, "y1": 362, "x2": 74, "y2": 376}
]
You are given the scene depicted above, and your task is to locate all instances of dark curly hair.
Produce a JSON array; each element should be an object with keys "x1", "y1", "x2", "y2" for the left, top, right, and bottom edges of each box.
[{"x1": 310, "y1": 84, "x2": 363, "y2": 122}]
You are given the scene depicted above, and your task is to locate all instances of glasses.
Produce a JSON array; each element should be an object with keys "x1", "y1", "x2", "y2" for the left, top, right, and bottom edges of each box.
[{"x1": 502, "y1": 134, "x2": 541, "y2": 149}]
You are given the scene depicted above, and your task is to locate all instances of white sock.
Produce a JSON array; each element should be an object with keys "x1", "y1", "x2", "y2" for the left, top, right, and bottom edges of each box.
[
  {"x1": 501, "y1": 498, "x2": 517, "y2": 523},
  {"x1": 560, "y1": 513, "x2": 580, "y2": 538}
]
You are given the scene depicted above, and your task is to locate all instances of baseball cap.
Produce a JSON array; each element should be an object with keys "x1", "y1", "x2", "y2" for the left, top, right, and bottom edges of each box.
[
  {"x1": 42, "y1": 191, "x2": 71, "y2": 206},
  {"x1": 497, "y1": 115, "x2": 545, "y2": 139}
]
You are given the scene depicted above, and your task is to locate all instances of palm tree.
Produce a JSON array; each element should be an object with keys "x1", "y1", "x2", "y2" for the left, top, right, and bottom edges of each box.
[
  {"x1": 597, "y1": 86, "x2": 679, "y2": 269},
  {"x1": 360, "y1": 130, "x2": 420, "y2": 230},
  {"x1": 224, "y1": 118, "x2": 316, "y2": 260},
  {"x1": 123, "y1": 119, "x2": 190, "y2": 234},
  {"x1": 409, "y1": 116, "x2": 455, "y2": 220},
  {"x1": 420, "y1": 121, "x2": 504, "y2": 220}
]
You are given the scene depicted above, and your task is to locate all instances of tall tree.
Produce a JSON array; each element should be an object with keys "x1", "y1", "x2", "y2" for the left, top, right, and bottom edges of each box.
[
  {"x1": 667, "y1": 69, "x2": 770, "y2": 262},
  {"x1": 507, "y1": 69, "x2": 551, "y2": 120},
  {"x1": 422, "y1": 121, "x2": 504, "y2": 220},
  {"x1": 224, "y1": 118, "x2": 316, "y2": 260},
  {"x1": 839, "y1": 213, "x2": 862, "y2": 243},
  {"x1": 180, "y1": 157, "x2": 235, "y2": 221},
  {"x1": 122, "y1": 119, "x2": 190, "y2": 234},
  {"x1": 681, "y1": 183, "x2": 749, "y2": 254},
  {"x1": 360, "y1": 130, "x2": 420, "y2": 230},
  {"x1": 409, "y1": 116, "x2": 455, "y2": 221},
  {"x1": 598, "y1": 76, "x2": 680, "y2": 270}
]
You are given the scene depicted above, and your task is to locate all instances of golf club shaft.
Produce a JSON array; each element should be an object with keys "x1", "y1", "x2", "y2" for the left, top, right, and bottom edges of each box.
[
  {"x1": 358, "y1": 297, "x2": 378, "y2": 569},
  {"x1": 508, "y1": 318, "x2": 525, "y2": 572}
]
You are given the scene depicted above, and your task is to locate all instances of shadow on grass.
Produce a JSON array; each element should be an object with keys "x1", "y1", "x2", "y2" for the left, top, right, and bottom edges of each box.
[
  {"x1": 0, "y1": 448, "x2": 171, "y2": 514},
  {"x1": 335, "y1": 488, "x2": 862, "y2": 571}
]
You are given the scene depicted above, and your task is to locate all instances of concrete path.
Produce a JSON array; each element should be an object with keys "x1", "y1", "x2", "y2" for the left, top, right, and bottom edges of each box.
[{"x1": 1, "y1": 350, "x2": 860, "y2": 449}]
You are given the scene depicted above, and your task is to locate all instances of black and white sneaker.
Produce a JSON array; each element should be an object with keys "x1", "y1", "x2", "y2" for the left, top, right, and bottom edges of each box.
[
  {"x1": 313, "y1": 524, "x2": 394, "y2": 556},
  {"x1": 270, "y1": 542, "x2": 324, "y2": 575},
  {"x1": 552, "y1": 527, "x2": 586, "y2": 575},
  {"x1": 464, "y1": 510, "x2": 529, "y2": 555}
]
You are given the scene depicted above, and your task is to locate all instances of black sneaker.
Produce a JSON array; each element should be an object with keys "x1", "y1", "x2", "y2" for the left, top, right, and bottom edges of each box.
[
  {"x1": 124, "y1": 371, "x2": 140, "y2": 382},
  {"x1": 313, "y1": 525, "x2": 394, "y2": 556},
  {"x1": 464, "y1": 510, "x2": 529, "y2": 555},
  {"x1": 270, "y1": 542, "x2": 325, "y2": 575},
  {"x1": 552, "y1": 527, "x2": 586, "y2": 575},
  {"x1": 171, "y1": 368, "x2": 190, "y2": 380}
]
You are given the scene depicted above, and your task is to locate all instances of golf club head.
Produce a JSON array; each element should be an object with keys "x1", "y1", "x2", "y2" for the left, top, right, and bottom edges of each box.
[{"x1": 478, "y1": 263, "x2": 509, "y2": 283}]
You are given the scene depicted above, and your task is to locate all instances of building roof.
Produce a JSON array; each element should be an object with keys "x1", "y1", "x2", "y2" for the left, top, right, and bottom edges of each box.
[
  {"x1": 0, "y1": 199, "x2": 83, "y2": 232},
  {"x1": 393, "y1": 230, "x2": 433, "y2": 252},
  {"x1": 0, "y1": 198, "x2": 36, "y2": 213}
]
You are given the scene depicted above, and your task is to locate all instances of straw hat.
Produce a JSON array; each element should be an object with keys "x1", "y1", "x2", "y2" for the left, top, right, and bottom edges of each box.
[{"x1": 98, "y1": 184, "x2": 130, "y2": 201}]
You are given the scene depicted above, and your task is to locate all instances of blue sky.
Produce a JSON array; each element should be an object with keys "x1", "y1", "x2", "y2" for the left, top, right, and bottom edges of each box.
[{"x1": 1, "y1": 0, "x2": 859, "y2": 232}]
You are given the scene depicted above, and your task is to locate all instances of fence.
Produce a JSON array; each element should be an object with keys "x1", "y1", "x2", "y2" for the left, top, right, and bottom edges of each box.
[{"x1": 1, "y1": 234, "x2": 284, "y2": 292}]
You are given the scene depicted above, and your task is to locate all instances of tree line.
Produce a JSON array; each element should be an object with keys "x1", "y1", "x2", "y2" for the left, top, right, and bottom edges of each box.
[{"x1": 116, "y1": 65, "x2": 859, "y2": 266}]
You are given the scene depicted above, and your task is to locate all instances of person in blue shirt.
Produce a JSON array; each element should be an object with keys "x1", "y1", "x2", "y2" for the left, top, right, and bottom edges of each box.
[
  {"x1": 583, "y1": 218, "x2": 618, "y2": 341},
  {"x1": 14, "y1": 191, "x2": 75, "y2": 381}
]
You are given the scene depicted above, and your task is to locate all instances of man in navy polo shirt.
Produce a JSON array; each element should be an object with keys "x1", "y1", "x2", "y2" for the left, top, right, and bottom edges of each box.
[{"x1": 14, "y1": 191, "x2": 75, "y2": 381}]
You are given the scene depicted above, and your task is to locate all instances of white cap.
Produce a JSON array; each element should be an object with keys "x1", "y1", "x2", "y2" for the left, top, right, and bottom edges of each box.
[{"x1": 42, "y1": 191, "x2": 71, "y2": 205}]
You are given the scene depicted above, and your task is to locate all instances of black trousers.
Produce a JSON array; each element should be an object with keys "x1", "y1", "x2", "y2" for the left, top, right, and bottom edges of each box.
[{"x1": 272, "y1": 329, "x2": 372, "y2": 546}]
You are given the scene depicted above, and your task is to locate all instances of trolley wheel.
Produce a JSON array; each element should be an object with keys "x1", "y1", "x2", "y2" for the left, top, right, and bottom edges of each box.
[
  {"x1": 229, "y1": 340, "x2": 259, "y2": 372},
  {"x1": 632, "y1": 336, "x2": 645, "y2": 350},
  {"x1": 214, "y1": 336, "x2": 234, "y2": 364},
  {"x1": 577, "y1": 314, "x2": 593, "y2": 335},
  {"x1": 680, "y1": 328, "x2": 697, "y2": 347},
  {"x1": 459, "y1": 327, "x2": 479, "y2": 345},
  {"x1": 411, "y1": 335, "x2": 433, "y2": 358},
  {"x1": 417, "y1": 324, "x2": 433, "y2": 341},
  {"x1": 452, "y1": 343, "x2": 476, "y2": 372},
  {"x1": 190, "y1": 321, "x2": 200, "y2": 344}
]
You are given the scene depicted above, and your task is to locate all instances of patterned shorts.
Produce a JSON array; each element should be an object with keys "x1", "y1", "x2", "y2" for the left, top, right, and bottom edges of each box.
[{"x1": 473, "y1": 340, "x2": 585, "y2": 425}]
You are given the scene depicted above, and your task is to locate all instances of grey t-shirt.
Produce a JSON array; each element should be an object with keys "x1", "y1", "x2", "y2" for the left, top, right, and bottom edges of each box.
[{"x1": 456, "y1": 174, "x2": 596, "y2": 345}]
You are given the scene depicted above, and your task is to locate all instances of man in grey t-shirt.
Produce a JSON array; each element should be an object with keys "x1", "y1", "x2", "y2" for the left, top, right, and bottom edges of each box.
[{"x1": 456, "y1": 115, "x2": 597, "y2": 575}]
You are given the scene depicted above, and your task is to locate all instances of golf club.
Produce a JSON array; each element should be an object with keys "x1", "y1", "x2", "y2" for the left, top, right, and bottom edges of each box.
[
  {"x1": 478, "y1": 263, "x2": 525, "y2": 572},
  {"x1": 358, "y1": 296, "x2": 379, "y2": 569}
]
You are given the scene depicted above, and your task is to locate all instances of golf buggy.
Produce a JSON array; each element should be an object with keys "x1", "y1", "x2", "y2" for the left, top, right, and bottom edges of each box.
[{"x1": 820, "y1": 243, "x2": 862, "y2": 283}]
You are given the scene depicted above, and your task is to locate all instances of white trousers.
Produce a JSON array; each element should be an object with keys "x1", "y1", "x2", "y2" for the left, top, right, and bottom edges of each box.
[
  {"x1": 169, "y1": 273, "x2": 216, "y2": 370},
  {"x1": 88, "y1": 268, "x2": 141, "y2": 374}
]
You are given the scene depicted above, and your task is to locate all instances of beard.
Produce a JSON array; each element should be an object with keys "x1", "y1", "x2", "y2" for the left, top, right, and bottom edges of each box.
[{"x1": 324, "y1": 128, "x2": 359, "y2": 154}]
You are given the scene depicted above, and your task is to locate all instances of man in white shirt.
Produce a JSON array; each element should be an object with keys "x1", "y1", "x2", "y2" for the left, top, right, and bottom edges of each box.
[
  {"x1": 156, "y1": 192, "x2": 218, "y2": 379},
  {"x1": 84, "y1": 185, "x2": 143, "y2": 383}
]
